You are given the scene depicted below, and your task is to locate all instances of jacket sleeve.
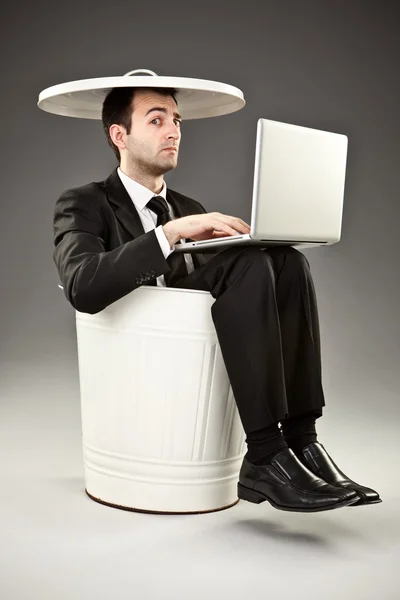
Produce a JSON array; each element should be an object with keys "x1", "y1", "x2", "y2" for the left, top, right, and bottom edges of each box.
[{"x1": 53, "y1": 190, "x2": 170, "y2": 314}]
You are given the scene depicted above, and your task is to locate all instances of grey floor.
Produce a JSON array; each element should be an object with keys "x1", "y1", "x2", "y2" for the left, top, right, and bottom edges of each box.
[{"x1": 1, "y1": 358, "x2": 399, "y2": 600}]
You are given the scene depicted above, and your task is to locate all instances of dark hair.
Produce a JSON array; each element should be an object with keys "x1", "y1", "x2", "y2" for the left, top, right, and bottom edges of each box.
[{"x1": 101, "y1": 87, "x2": 178, "y2": 160}]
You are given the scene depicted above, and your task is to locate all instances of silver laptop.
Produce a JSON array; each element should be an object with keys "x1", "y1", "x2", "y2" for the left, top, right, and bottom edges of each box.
[{"x1": 175, "y1": 118, "x2": 348, "y2": 252}]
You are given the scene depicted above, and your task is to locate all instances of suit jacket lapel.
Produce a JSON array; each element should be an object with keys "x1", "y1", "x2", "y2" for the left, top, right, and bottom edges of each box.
[
  {"x1": 166, "y1": 189, "x2": 191, "y2": 219},
  {"x1": 104, "y1": 169, "x2": 146, "y2": 239}
]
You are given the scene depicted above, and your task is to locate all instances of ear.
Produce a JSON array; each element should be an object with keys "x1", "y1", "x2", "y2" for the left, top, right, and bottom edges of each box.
[{"x1": 109, "y1": 124, "x2": 127, "y2": 153}]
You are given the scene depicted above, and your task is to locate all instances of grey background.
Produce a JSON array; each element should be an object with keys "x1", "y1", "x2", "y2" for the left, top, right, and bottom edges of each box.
[{"x1": 1, "y1": 1, "x2": 399, "y2": 599}]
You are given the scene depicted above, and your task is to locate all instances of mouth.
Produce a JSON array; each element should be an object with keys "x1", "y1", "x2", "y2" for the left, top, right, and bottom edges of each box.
[{"x1": 162, "y1": 147, "x2": 178, "y2": 152}]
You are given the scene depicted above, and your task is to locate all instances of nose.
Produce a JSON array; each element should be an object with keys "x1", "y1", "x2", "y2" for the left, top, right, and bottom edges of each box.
[{"x1": 165, "y1": 120, "x2": 180, "y2": 141}]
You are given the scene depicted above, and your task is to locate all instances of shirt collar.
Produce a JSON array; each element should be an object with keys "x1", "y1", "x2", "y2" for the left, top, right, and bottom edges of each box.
[{"x1": 117, "y1": 167, "x2": 167, "y2": 210}]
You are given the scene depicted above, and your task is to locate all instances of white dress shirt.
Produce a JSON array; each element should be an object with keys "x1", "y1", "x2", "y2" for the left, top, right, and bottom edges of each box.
[{"x1": 117, "y1": 168, "x2": 195, "y2": 287}]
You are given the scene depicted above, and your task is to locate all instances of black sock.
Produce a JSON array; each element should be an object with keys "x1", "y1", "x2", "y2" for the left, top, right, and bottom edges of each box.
[
  {"x1": 280, "y1": 411, "x2": 318, "y2": 454},
  {"x1": 245, "y1": 422, "x2": 288, "y2": 466}
]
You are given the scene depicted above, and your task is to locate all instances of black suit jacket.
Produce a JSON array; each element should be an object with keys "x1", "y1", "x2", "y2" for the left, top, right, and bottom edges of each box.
[{"x1": 53, "y1": 169, "x2": 214, "y2": 314}]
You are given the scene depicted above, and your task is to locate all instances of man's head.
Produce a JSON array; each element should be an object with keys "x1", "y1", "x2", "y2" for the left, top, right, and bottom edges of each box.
[{"x1": 102, "y1": 87, "x2": 181, "y2": 178}]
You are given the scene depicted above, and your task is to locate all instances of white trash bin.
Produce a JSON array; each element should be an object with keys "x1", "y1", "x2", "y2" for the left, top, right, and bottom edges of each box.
[{"x1": 74, "y1": 286, "x2": 246, "y2": 514}]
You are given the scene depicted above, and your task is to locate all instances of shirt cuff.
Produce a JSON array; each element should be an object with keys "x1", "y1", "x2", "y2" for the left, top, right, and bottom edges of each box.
[{"x1": 155, "y1": 225, "x2": 174, "y2": 259}]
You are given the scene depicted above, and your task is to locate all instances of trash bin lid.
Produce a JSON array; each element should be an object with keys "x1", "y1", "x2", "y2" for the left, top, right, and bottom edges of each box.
[{"x1": 37, "y1": 68, "x2": 246, "y2": 120}]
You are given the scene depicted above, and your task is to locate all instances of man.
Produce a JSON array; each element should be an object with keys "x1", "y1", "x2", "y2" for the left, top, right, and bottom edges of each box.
[{"x1": 53, "y1": 85, "x2": 381, "y2": 512}]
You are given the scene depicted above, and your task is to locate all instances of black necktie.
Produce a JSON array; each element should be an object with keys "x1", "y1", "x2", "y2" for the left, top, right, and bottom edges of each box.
[{"x1": 147, "y1": 196, "x2": 188, "y2": 286}]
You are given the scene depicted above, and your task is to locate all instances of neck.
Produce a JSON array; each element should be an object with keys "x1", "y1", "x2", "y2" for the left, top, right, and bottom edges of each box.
[{"x1": 119, "y1": 162, "x2": 164, "y2": 195}]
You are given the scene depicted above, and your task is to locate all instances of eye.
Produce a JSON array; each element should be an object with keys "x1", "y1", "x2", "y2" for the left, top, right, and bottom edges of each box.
[
  {"x1": 174, "y1": 119, "x2": 181, "y2": 127},
  {"x1": 150, "y1": 118, "x2": 161, "y2": 125}
]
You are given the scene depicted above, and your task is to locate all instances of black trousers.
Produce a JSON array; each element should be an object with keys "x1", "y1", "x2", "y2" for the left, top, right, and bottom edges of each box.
[{"x1": 172, "y1": 245, "x2": 325, "y2": 434}]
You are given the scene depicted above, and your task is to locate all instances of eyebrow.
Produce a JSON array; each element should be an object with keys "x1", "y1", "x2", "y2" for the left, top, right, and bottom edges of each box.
[{"x1": 144, "y1": 107, "x2": 182, "y2": 120}]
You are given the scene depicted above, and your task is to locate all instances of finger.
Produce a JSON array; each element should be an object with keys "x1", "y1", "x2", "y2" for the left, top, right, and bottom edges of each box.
[
  {"x1": 211, "y1": 220, "x2": 240, "y2": 236},
  {"x1": 214, "y1": 215, "x2": 250, "y2": 234},
  {"x1": 214, "y1": 213, "x2": 250, "y2": 230},
  {"x1": 236, "y1": 218, "x2": 251, "y2": 230},
  {"x1": 212, "y1": 230, "x2": 233, "y2": 238}
]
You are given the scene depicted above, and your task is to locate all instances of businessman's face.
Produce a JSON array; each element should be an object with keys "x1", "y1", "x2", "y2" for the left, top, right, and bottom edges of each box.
[{"x1": 123, "y1": 90, "x2": 182, "y2": 176}]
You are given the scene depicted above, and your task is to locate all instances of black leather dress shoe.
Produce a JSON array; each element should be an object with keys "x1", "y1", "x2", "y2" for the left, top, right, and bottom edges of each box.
[
  {"x1": 296, "y1": 442, "x2": 382, "y2": 506},
  {"x1": 237, "y1": 447, "x2": 359, "y2": 512}
]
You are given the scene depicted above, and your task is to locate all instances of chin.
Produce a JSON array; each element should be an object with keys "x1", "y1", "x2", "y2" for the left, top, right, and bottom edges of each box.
[{"x1": 161, "y1": 160, "x2": 178, "y2": 173}]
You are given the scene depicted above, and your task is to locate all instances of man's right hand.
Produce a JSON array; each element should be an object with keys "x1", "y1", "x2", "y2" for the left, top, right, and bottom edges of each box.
[{"x1": 163, "y1": 213, "x2": 251, "y2": 248}]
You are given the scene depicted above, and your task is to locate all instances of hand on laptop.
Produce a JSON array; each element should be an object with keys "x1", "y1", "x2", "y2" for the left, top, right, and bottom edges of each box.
[{"x1": 163, "y1": 213, "x2": 251, "y2": 248}]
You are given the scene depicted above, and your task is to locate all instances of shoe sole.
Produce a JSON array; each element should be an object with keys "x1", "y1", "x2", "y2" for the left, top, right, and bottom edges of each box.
[
  {"x1": 237, "y1": 482, "x2": 359, "y2": 512},
  {"x1": 349, "y1": 498, "x2": 382, "y2": 506}
]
